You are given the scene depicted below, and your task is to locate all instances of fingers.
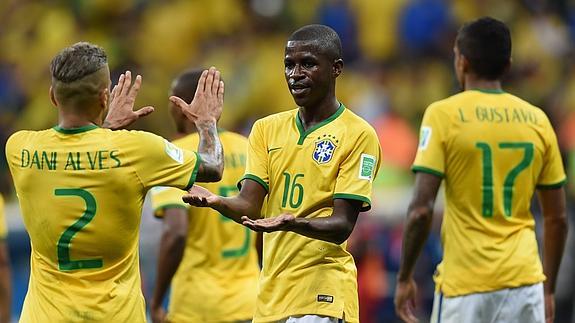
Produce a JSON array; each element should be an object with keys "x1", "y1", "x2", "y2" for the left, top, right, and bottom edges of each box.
[
  {"x1": 182, "y1": 194, "x2": 208, "y2": 207},
  {"x1": 195, "y1": 70, "x2": 208, "y2": 96},
  {"x1": 217, "y1": 80, "x2": 224, "y2": 103},
  {"x1": 128, "y1": 74, "x2": 142, "y2": 100},
  {"x1": 115, "y1": 73, "x2": 126, "y2": 96},
  {"x1": 121, "y1": 71, "x2": 132, "y2": 96},
  {"x1": 169, "y1": 96, "x2": 190, "y2": 110},
  {"x1": 205, "y1": 67, "x2": 215, "y2": 95},
  {"x1": 211, "y1": 69, "x2": 220, "y2": 96},
  {"x1": 134, "y1": 106, "x2": 154, "y2": 118}
]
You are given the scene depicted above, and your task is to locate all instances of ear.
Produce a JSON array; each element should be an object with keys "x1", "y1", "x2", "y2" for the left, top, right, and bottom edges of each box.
[
  {"x1": 49, "y1": 86, "x2": 58, "y2": 107},
  {"x1": 99, "y1": 87, "x2": 109, "y2": 108},
  {"x1": 333, "y1": 59, "x2": 344, "y2": 78},
  {"x1": 503, "y1": 57, "x2": 512, "y2": 75}
]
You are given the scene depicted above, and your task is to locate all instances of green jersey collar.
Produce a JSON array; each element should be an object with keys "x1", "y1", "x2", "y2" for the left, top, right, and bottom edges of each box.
[
  {"x1": 470, "y1": 88, "x2": 505, "y2": 94},
  {"x1": 53, "y1": 124, "x2": 99, "y2": 134},
  {"x1": 295, "y1": 102, "x2": 345, "y2": 145}
]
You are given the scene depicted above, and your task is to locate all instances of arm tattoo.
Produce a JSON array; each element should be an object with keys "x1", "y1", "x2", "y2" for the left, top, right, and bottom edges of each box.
[{"x1": 196, "y1": 120, "x2": 223, "y2": 182}]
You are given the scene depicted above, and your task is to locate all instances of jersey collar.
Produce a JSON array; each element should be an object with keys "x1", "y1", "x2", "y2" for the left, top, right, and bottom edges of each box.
[
  {"x1": 53, "y1": 124, "x2": 99, "y2": 134},
  {"x1": 295, "y1": 102, "x2": 345, "y2": 145}
]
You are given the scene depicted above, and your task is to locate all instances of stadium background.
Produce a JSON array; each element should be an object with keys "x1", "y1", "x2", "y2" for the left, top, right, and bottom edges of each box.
[{"x1": 1, "y1": 0, "x2": 575, "y2": 322}]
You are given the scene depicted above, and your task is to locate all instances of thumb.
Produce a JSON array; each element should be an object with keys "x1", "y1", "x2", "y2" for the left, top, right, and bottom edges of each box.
[
  {"x1": 134, "y1": 106, "x2": 154, "y2": 118},
  {"x1": 169, "y1": 96, "x2": 189, "y2": 110}
]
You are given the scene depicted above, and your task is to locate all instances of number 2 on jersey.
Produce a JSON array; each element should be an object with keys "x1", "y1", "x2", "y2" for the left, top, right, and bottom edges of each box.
[
  {"x1": 55, "y1": 188, "x2": 103, "y2": 271},
  {"x1": 219, "y1": 186, "x2": 251, "y2": 258},
  {"x1": 476, "y1": 142, "x2": 534, "y2": 217}
]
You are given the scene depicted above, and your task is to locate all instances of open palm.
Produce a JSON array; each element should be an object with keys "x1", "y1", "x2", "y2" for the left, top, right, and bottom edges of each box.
[{"x1": 182, "y1": 185, "x2": 219, "y2": 207}]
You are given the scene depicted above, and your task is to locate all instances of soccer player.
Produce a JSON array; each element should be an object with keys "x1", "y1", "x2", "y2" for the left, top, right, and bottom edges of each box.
[
  {"x1": 184, "y1": 25, "x2": 381, "y2": 323},
  {"x1": 5, "y1": 42, "x2": 225, "y2": 322},
  {"x1": 0, "y1": 194, "x2": 10, "y2": 323},
  {"x1": 394, "y1": 17, "x2": 567, "y2": 323},
  {"x1": 149, "y1": 69, "x2": 259, "y2": 323}
]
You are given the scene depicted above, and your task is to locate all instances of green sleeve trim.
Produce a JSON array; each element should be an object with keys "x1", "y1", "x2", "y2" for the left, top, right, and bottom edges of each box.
[
  {"x1": 153, "y1": 204, "x2": 188, "y2": 219},
  {"x1": 333, "y1": 193, "x2": 372, "y2": 212},
  {"x1": 411, "y1": 165, "x2": 445, "y2": 178},
  {"x1": 185, "y1": 152, "x2": 202, "y2": 190},
  {"x1": 238, "y1": 174, "x2": 269, "y2": 192},
  {"x1": 536, "y1": 178, "x2": 567, "y2": 190}
]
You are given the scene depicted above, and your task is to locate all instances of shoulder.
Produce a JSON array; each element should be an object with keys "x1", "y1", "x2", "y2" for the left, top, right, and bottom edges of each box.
[
  {"x1": 340, "y1": 108, "x2": 378, "y2": 139},
  {"x1": 5, "y1": 129, "x2": 47, "y2": 152},
  {"x1": 253, "y1": 109, "x2": 298, "y2": 129},
  {"x1": 424, "y1": 93, "x2": 465, "y2": 115},
  {"x1": 504, "y1": 93, "x2": 549, "y2": 118}
]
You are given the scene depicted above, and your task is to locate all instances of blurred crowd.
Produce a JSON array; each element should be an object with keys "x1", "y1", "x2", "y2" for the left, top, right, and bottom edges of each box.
[{"x1": 2, "y1": 0, "x2": 575, "y2": 321}]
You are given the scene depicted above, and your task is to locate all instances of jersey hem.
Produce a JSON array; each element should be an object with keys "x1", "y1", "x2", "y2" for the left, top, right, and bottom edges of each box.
[
  {"x1": 185, "y1": 152, "x2": 202, "y2": 190},
  {"x1": 253, "y1": 309, "x2": 346, "y2": 323},
  {"x1": 536, "y1": 178, "x2": 567, "y2": 190},
  {"x1": 412, "y1": 165, "x2": 445, "y2": 178},
  {"x1": 238, "y1": 174, "x2": 269, "y2": 192},
  {"x1": 333, "y1": 193, "x2": 371, "y2": 212},
  {"x1": 437, "y1": 277, "x2": 545, "y2": 297}
]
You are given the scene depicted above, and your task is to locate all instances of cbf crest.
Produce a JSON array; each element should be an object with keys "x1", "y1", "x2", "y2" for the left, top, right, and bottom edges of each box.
[{"x1": 313, "y1": 134, "x2": 338, "y2": 164}]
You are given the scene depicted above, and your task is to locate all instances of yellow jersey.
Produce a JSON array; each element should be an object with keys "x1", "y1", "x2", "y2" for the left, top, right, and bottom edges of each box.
[
  {"x1": 242, "y1": 103, "x2": 381, "y2": 323},
  {"x1": 151, "y1": 131, "x2": 259, "y2": 323},
  {"x1": 0, "y1": 194, "x2": 6, "y2": 239},
  {"x1": 413, "y1": 89, "x2": 566, "y2": 297},
  {"x1": 5, "y1": 124, "x2": 200, "y2": 323}
]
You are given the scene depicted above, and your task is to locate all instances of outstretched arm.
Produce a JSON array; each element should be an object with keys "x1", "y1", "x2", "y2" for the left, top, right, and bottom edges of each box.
[
  {"x1": 537, "y1": 187, "x2": 567, "y2": 323},
  {"x1": 150, "y1": 208, "x2": 188, "y2": 323},
  {"x1": 183, "y1": 179, "x2": 267, "y2": 222},
  {"x1": 395, "y1": 172, "x2": 442, "y2": 323},
  {"x1": 169, "y1": 67, "x2": 224, "y2": 182},
  {"x1": 241, "y1": 198, "x2": 362, "y2": 245}
]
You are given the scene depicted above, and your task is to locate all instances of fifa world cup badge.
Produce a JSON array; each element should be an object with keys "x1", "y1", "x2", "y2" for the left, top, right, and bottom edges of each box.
[{"x1": 313, "y1": 137, "x2": 337, "y2": 164}]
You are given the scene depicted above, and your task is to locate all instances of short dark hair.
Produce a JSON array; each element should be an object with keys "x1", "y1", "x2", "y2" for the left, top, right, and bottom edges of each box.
[
  {"x1": 171, "y1": 69, "x2": 205, "y2": 103},
  {"x1": 456, "y1": 17, "x2": 511, "y2": 80},
  {"x1": 288, "y1": 24, "x2": 343, "y2": 61},
  {"x1": 50, "y1": 42, "x2": 108, "y2": 83}
]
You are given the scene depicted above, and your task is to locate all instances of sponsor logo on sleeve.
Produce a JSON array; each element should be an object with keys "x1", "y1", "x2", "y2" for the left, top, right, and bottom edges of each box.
[
  {"x1": 419, "y1": 126, "x2": 432, "y2": 150},
  {"x1": 164, "y1": 140, "x2": 184, "y2": 164},
  {"x1": 317, "y1": 295, "x2": 334, "y2": 303},
  {"x1": 359, "y1": 153, "x2": 376, "y2": 181}
]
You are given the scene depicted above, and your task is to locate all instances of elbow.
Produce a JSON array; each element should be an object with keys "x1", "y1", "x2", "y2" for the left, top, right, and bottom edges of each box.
[
  {"x1": 332, "y1": 222, "x2": 355, "y2": 245},
  {"x1": 198, "y1": 160, "x2": 223, "y2": 182},
  {"x1": 407, "y1": 204, "x2": 434, "y2": 226}
]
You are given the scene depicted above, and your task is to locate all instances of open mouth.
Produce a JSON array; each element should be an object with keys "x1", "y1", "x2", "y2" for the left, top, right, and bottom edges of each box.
[{"x1": 290, "y1": 85, "x2": 310, "y2": 95}]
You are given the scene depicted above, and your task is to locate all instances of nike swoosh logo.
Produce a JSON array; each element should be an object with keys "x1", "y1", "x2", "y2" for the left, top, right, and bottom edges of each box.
[{"x1": 267, "y1": 147, "x2": 282, "y2": 153}]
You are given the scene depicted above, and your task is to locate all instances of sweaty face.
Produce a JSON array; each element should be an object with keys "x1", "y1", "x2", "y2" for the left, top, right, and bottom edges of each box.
[{"x1": 284, "y1": 40, "x2": 334, "y2": 107}]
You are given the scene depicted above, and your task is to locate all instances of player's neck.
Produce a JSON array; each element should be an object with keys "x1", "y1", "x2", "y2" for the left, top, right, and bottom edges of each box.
[
  {"x1": 464, "y1": 77, "x2": 503, "y2": 93},
  {"x1": 58, "y1": 108, "x2": 100, "y2": 129},
  {"x1": 298, "y1": 97, "x2": 340, "y2": 130}
]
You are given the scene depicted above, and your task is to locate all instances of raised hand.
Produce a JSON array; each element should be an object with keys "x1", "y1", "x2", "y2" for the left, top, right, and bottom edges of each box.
[
  {"x1": 104, "y1": 71, "x2": 154, "y2": 130},
  {"x1": 394, "y1": 278, "x2": 418, "y2": 323},
  {"x1": 241, "y1": 213, "x2": 295, "y2": 232},
  {"x1": 169, "y1": 67, "x2": 224, "y2": 125},
  {"x1": 182, "y1": 185, "x2": 221, "y2": 207}
]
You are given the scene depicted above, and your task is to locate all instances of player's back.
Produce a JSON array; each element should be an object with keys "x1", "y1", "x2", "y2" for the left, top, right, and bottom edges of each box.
[
  {"x1": 414, "y1": 89, "x2": 566, "y2": 296},
  {"x1": 6, "y1": 125, "x2": 199, "y2": 322},
  {"x1": 151, "y1": 130, "x2": 259, "y2": 322}
]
